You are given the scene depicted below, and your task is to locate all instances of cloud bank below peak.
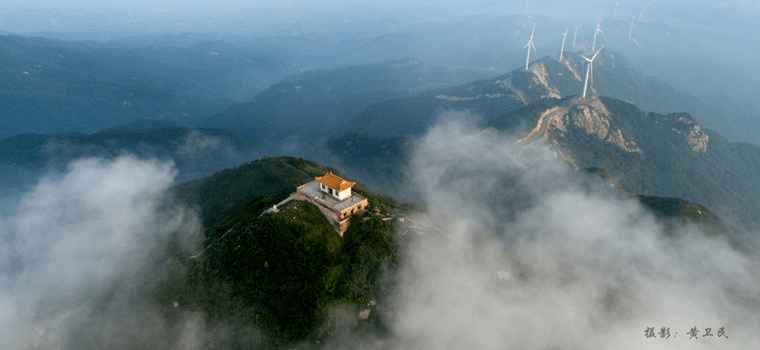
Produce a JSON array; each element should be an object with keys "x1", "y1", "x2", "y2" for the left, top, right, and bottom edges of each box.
[
  {"x1": 383, "y1": 116, "x2": 760, "y2": 350},
  {"x1": 0, "y1": 155, "x2": 204, "y2": 349}
]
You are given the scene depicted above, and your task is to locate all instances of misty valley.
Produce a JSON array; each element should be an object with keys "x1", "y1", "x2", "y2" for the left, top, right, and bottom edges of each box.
[{"x1": 1, "y1": 2, "x2": 760, "y2": 349}]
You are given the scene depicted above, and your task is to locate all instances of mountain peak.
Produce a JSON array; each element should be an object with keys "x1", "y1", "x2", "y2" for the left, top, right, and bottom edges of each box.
[
  {"x1": 501, "y1": 96, "x2": 711, "y2": 157},
  {"x1": 515, "y1": 96, "x2": 643, "y2": 155},
  {"x1": 338, "y1": 49, "x2": 709, "y2": 139},
  {"x1": 95, "y1": 119, "x2": 185, "y2": 135}
]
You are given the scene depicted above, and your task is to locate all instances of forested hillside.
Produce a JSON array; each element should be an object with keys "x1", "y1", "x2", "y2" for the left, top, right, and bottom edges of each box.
[
  {"x1": 159, "y1": 157, "x2": 753, "y2": 347},
  {"x1": 166, "y1": 157, "x2": 416, "y2": 345}
]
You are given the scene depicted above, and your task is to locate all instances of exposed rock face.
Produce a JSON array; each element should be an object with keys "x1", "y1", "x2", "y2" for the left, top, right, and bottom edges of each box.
[
  {"x1": 339, "y1": 50, "x2": 742, "y2": 145},
  {"x1": 661, "y1": 113, "x2": 710, "y2": 153},
  {"x1": 484, "y1": 96, "x2": 760, "y2": 229},
  {"x1": 514, "y1": 97, "x2": 712, "y2": 159},
  {"x1": 433, "y1": 62, "x2": 565, "y2": 104},
  {"x1": 492, "y1": 78, "x2": 529, "y2": 105},
  {"x1": 518, "y1": 97, "x2": 642, "y2": 154},
  {"x1": 527, "y1": 62, "x2": 563, "y2": 99}
]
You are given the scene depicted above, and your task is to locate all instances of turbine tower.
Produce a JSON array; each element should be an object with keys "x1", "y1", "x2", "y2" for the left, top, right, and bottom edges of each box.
[
  {"x1": 592, "y1": 18, "x2": 603, "y2": 51},
  {"x1": 524, "y1": 24, "x2": 537, "y2": 70},
  {"x1": 628, "y1": 16, "x2": 640, "y2": 46},
  {"x1": 559, "y1": 28, "x2": 569, "y2": 61},
  {"x1": 638, "y1": 6, "x2": 649, "y2": 22},
  {"x1": 572, "y1": 24, "x2": 581, "y2": 49},
  {"x1": 581, "y1": 43, "x2": 605, "y2": 99},
  {"x1": 629, "y1": 15, "x2": 635, "y2": 39}
]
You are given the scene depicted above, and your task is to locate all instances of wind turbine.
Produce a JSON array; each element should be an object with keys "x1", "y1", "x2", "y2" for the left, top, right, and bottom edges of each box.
[
  {"x1": 629, "y1": 16, "x2": 635, "y2": 39},
  {"x1": 524, "y1": 24, "x2": 536, "y2": 70},
  {"x1": 559, "y1": 27, "x2": 568, "y2": 61},
  {"x1": 613, "y1": 1, "x2": 621, "y2": 19},
  {"x1": 581, "y1": 43, "x2": 605, "y2": 99},
  {"x1": 592, "y1": 18, "x2": 603, "y2": 52},
  {"x1": 638, "y1": 5, "x2": 649, "y2": 22},
  {"x1": 572, "y1": 24, "x2": 581, "y2": 49},
  {"x1": 629, "y1": 15, "x2": 641, "y2": 46}
]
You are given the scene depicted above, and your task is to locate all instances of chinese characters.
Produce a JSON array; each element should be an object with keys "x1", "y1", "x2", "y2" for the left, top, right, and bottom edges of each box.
[{"x1": 644, "y1": 326, "x2": 728, "y2": 340}]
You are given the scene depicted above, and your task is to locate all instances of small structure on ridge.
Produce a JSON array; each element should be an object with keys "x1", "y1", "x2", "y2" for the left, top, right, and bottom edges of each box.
[
  {"x1": 315, "y1": 171, "x2": 356, "y2": 201},
  {"x1": 277, "y1": 171, "x2": 368, "y2": 236}
]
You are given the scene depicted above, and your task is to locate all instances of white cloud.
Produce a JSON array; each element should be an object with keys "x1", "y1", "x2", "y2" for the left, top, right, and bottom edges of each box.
[
  {"x1": 386, "y1": 116, "x2": 760, "y2": 350},
  {"x1": 178, "y1": 130, "x2": 222, "y2": 156},
  {"x1": 0, "y1": 155, "x2": 202, "y2": 349}
]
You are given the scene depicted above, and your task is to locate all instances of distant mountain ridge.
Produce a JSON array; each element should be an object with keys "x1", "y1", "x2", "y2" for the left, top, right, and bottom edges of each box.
[
  {"x1": 201, "y1": 58, "x2": 498, "y2": 152},
  {"x1": 0, "y1": 34, "x2": 294, "y2": 137},
  {"x1": 0, "y1": 121, "x2": 259, "y2": 196},
  {"x1": 321, "y1": 94, "x2": 760, "y2": 231},
  {"x1": 336, "y1": 51, "x2": 732, "y2": 140},
  {"x1": 342, "y1": 15, "x2": 760, "y2": 145},
  {"x1": 493, "y1": 96, "x2": 760, "y2": 229}
]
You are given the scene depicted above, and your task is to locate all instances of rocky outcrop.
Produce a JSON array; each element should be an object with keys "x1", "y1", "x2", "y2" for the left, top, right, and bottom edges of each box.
[
  {"x1": 660, "y1": 113, "x2": 709, "y2": 153},
  {"x1": 518, "y1": 97, "x2": 642, "y2": 154}
]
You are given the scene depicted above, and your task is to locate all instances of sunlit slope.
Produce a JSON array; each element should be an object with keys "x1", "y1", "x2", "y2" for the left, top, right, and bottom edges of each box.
[
  {"x1": 341, "y1": 15, "x2": 760, "y2": 144},
  {"x1": 486, "y1": 96, "x2": 760, "y2": 229},
  {"x1": 324, "y1": 93, "x2": 760, "y2": 230}
]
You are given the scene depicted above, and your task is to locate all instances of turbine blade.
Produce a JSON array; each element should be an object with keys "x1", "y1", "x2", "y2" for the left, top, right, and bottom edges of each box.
[
  {"x1": 591, "y1": 43, "x2": 606, "y2": 61},
  {"x1": 525, "y1": 23, "x2": 536, "y2": 49}
]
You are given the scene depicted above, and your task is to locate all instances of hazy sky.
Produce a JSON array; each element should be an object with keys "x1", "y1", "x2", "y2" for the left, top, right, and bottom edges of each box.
[
  {"x1": 5, "y1": 0, "x2": 756, "y2": 17},
  {"x1": 7, "y1": 0, "x2": 755, "y2": 35},
  {"x1": 3, "y1": 0, "x2": 758, "y2": 38}
]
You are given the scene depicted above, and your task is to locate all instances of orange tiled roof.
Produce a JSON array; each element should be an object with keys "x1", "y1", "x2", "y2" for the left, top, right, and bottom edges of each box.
[{"x1": 316, "y1": 171, "x2": 355, "y2": 191}]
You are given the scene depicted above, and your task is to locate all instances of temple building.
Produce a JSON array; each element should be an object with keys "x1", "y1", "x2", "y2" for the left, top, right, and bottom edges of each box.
[
  {"x1": 316, "y1": 171, "x2": 355, "y2": 201},
  {"x1": 290, "y1": 171, "x2": 369, "y2": 236}
]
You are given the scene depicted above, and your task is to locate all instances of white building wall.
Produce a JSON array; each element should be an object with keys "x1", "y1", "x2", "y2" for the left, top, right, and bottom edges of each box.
[
  {"x1": 318, "y1": 181, "x2": 352, "y2": 201},
  {"x1": 337, "y1": 188, "x2": 352, "y2": 201}
]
